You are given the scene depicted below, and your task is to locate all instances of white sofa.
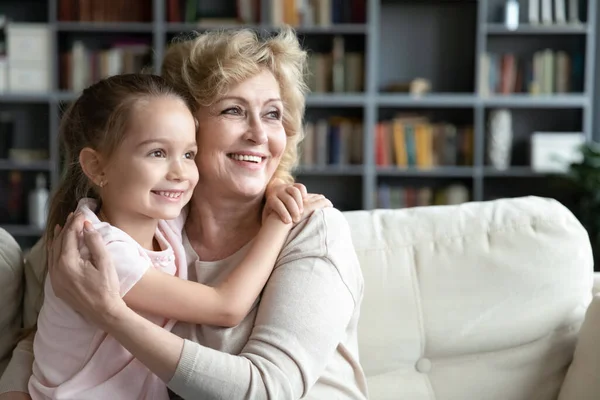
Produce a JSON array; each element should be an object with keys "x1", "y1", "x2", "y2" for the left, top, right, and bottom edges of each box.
[{"x1": 1, "y1": 196, "x2": 599, "y2": 399}]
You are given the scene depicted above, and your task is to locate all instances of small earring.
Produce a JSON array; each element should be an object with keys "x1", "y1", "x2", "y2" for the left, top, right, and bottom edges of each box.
[{"x1": 99, "y1": 180, "x2": 106, "y2": 188}]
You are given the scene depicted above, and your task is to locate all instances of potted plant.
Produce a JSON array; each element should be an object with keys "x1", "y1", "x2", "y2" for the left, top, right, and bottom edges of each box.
[{"x1": 567, "y1": 141, "x2": 600, "y2": 268}]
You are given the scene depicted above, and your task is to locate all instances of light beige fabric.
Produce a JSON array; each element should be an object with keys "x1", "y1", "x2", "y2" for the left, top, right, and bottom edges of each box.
[
  {"x1": 169, "y1": 208, "x2": 368, "y2": 399},
  {"x1": 0, "y1": 229, "x2": 24, "y2": 377},
  {"x1": 0, "y1": 237, "x2": 44, "y2": 393},
  {"x1": 345, "y1": 196, "x2": 593, "y2": 400},
  {"x1": 558, "y1": 293, "x2": 600, "y2": 400}
]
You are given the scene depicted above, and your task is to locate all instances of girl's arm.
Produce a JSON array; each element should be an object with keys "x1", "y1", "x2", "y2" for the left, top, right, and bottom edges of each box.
[
  {"x1": 123, "y1": 193, "x2": 332, "y2": 327},
  {"x1": 123, "y1": 213, "x2": 291, "y2": 327}
]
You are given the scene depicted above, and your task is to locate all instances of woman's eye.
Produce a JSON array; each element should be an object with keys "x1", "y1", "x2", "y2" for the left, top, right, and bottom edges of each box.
[
  {"x1": 149, "y1": 150, "x2": 166, "y2": 158},
  {"x1": 223, "y1": 106, "x2": 243, "y2": 115},
  {"x1": 266, "y1": 110, "x2": 281, "y2": 119},
  {"x1": 184, "y1": 151, "x2": 196, "y2": 159}
]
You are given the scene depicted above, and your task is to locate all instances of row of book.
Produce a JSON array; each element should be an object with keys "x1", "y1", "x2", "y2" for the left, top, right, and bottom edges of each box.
[
  {"x1": 375, "y1": 116, "x2": 474, "y2": 168},
  {"x1": 269, "y1": 0, "x2": 366, "y2": 27},
  {"x1": 479, "y1": 50, "x2": 584, "y2": 95},
  {"x1": 58, "y1": 0, "x2": 152, "y2": 22},
  {"x1": 60, "y1": 41, "x2": 152, "y2": 92},
  {"x1": 167, "y1": 0, "x2": 366, "y2": 26},
  {"x1": 307, "y1": 36, "x2": 364, "y2": 93},
  {"x1": 375, "y1": 183, "x2": 471, "y2": 209},
  {"x1": 300, "y1": 118, "x2": 363, "y2": 167}
]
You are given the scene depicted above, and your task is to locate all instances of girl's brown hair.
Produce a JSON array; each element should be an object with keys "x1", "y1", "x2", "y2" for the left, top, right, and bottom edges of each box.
[{"x1": 45, "y1": 73, "x2": 192, "y2": 244}]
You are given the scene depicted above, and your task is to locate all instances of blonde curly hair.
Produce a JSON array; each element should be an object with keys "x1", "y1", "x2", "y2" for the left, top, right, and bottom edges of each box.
[{"x1": 161, "y1": 27, "x2": 309, "y2": 185}]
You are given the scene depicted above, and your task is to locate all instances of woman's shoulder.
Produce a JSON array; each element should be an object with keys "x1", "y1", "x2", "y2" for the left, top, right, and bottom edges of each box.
[
  {"x1": 287, "y1": 207, "x2": 352, "y2": 246},
  {"x1": 280, "y1": 207, "x2": 363, "y2": 303}
]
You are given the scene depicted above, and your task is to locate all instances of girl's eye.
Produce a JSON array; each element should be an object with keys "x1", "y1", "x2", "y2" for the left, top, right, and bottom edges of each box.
[
  {"x1": 149, "y1": 150, "x2": 166, "y2": 158},
  {"x1": 184, "y1": 151, "x2": 196, "y2": 159},
  {"x1": 223, "y1": 106, "x2": 243, "y2": 115}
]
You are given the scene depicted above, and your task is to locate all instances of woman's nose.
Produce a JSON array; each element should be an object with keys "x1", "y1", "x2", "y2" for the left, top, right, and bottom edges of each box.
[{"x1": 245, "y1": 115, "x2": 268, "y2": 144}]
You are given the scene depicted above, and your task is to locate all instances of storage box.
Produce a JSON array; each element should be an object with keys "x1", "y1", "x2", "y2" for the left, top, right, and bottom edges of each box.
[{"x1": 530, "y1": 132, "x2": 585, "y2": 173}]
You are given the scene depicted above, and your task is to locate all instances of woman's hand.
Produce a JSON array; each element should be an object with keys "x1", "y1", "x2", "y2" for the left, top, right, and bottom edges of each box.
[
  {"x1": 0, "y1": 392, "x2": 32, "y2": 400},
  {"x1": 48, "y1": 213, "x2": 125, "y2": 330}
]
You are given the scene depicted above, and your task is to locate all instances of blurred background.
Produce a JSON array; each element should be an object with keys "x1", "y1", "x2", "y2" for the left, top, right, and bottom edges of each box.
[{"x1": 1, "y1": 0, "x2": 599, "y2": 249}]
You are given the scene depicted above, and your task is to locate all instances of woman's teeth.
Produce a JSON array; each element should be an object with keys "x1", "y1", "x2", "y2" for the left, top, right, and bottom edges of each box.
[{"x1": 229, "y1": 154, "x2": 262, "y2": 163}]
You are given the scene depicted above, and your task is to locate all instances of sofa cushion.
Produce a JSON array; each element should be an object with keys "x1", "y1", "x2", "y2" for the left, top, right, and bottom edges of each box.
[
  {"x1": 344, "y1": 196, "x2": 593, "y2": 400},
  {"x1": 558, "y1": 293, "x2": 600, "y2": 400},
  {"x1": 0, "y1": 229, "x2": 24, "y2": 376}
]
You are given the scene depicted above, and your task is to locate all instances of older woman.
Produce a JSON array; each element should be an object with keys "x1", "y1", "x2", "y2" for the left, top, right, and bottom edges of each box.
[{"x1": 0, "y1": 27, "x2": 367, "y2": 399}]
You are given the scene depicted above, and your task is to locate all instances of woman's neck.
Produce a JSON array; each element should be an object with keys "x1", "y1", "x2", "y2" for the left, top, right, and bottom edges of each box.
[
  {"x1": 185, "y1": 192, "x2": 263, "y2": 261},
  {"x1": 98, "y1": 206, "x2": 159, "y2": 251}
]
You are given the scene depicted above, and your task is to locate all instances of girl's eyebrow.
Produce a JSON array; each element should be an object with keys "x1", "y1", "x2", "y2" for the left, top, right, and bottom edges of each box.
[{"x1": 136, "y1": 139, "x2": 197, "y2": 149}]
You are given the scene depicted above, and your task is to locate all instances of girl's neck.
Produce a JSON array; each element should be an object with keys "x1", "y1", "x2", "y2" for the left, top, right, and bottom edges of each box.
[
  {"x1": 98, "y1": 206, "x2": 159, "y2": 251},
  {"x1": 185, "y1": 192, "x2": 263, "y2": 261}
]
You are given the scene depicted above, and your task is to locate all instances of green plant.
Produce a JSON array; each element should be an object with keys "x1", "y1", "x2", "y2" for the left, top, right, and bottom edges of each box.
[{"x1": 567, "y1": 141, "x2": 600, "y2": 265}]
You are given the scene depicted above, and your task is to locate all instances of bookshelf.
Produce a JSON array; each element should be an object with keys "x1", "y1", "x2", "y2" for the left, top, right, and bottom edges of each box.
[{"x1": 0, "y1": 0, "x2": 597, "y2": 247}]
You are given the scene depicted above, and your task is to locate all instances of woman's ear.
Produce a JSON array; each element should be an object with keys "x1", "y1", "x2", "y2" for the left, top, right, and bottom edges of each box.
[{"x1": 79, "y1": 147, "x2": 105, "y2": 187}]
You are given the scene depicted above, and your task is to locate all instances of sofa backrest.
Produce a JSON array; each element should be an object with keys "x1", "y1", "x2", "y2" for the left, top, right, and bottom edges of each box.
[
  {"x1": 343, "y1": 196, "x2": 593, "y2": 400},
  {"x1": 0, "y1": 228, "x2": 24, "y2": 376}
]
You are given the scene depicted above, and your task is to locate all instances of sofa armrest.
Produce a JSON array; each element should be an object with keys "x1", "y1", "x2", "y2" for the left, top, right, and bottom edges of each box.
[
  {"x1": 0, "y1": 229, "x2": 24, "y2": 377},
  {"x1": 593, "y1": 272, "x2": 600, "y2": 295}
]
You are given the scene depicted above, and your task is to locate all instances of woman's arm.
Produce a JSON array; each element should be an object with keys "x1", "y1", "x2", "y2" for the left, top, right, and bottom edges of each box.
[
  {"x1": 49, "y1": 208, "x2": 361, "y2": 398},
  {"x1": 123, "y1": 213, "x2": 292, "y2": 327}
]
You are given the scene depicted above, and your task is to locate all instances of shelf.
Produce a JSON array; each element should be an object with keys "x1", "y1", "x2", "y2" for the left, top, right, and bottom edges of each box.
[
  {"x1": 294, "y1": 165, "x2": 364, "y2": 176},
  {"x1": 56, "y1": 22, "x2": 154, "y2": 33},
  {"x1": 165, "y1": 23, "x2": 368, "y2": 35},
  {"x1": 55, "y1": 91, "x2": 80, "y2": 102},
  {"x1": 0, "y1": 160, "x2": 53, "y2": 171},
  {"x1": 0, "y1": 93, "x2": 52, "y2": 103},
  {"x1": 1, "y1": 224, "x2": 44, "y2": 237},
  {"x1": 376, "y1": 167, "x2": 475, "y2": 178},
  {"x1": 306, "y1": 93, "x2": 366, "y2": 107},
  {"x1": 481, "y1": 94, "x2": 588, "y2": 108},
  {"x1": 483, "y1": 167, "x2": 560, "y2": 177},
  {"x1": 377, "y1": 94, "x2": 477, "y2": 108},
  {"x1": 485, "y1": 23, "x2": 589, "y2": 35}
]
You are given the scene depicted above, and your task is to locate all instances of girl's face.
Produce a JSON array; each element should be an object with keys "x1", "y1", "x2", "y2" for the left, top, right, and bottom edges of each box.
[
  {"x1": 100, "y1": 96, "x2": 199, "y2": 224},
  {"x1": 193, "y1": 70, "x2": 287, "y2": 201}
]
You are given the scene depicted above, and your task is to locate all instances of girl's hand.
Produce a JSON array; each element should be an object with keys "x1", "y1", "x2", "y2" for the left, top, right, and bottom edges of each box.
[
  {"x1": 48, "y1": 213, "x2": 124, "y2": 330},
  {"x1": 263, "y1": 182, "x2": 308, "y2": 224},
  {"x1": 299, "y1": 194, "x2": 333, "y2": 222}
]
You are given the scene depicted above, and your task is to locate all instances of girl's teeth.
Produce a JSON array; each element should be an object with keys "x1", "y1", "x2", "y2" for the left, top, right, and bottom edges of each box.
[
  {"x1": 158, "y1": 191, "x2": 181, "y2": 198},
  {"x1": 229, "y1": 154, "x2": 262, "y2": 163}
]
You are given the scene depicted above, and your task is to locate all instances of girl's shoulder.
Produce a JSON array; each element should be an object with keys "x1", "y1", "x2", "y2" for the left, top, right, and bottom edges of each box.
[{"x1": 74, "y1": 198, "x2": 139, "y2": 249}]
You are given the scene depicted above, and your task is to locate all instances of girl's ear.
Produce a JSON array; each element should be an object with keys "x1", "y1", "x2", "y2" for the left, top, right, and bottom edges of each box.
[{"x1": 79, "y1": 147, "x2": 105, "y2": 187}]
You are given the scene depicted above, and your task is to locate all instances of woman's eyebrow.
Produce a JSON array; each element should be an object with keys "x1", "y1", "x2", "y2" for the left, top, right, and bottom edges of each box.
[{"x1": 215, "y1": 96, "x2": 282, "y2": 105}]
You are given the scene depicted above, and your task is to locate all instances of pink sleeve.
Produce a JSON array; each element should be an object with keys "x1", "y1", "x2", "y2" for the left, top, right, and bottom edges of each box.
[{"x1": 104, "y1": 240, "x2": 151, "y2": 297}]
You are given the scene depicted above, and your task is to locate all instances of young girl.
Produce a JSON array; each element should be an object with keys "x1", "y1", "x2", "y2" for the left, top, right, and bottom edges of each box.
[{"x1": 28, "y1": 74, "x2": 329, "y2": 399}]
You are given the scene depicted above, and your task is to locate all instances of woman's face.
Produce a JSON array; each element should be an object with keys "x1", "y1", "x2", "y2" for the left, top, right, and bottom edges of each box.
[{"x1": 194, "y1": 69, "x2": 287, "y2": 200}]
